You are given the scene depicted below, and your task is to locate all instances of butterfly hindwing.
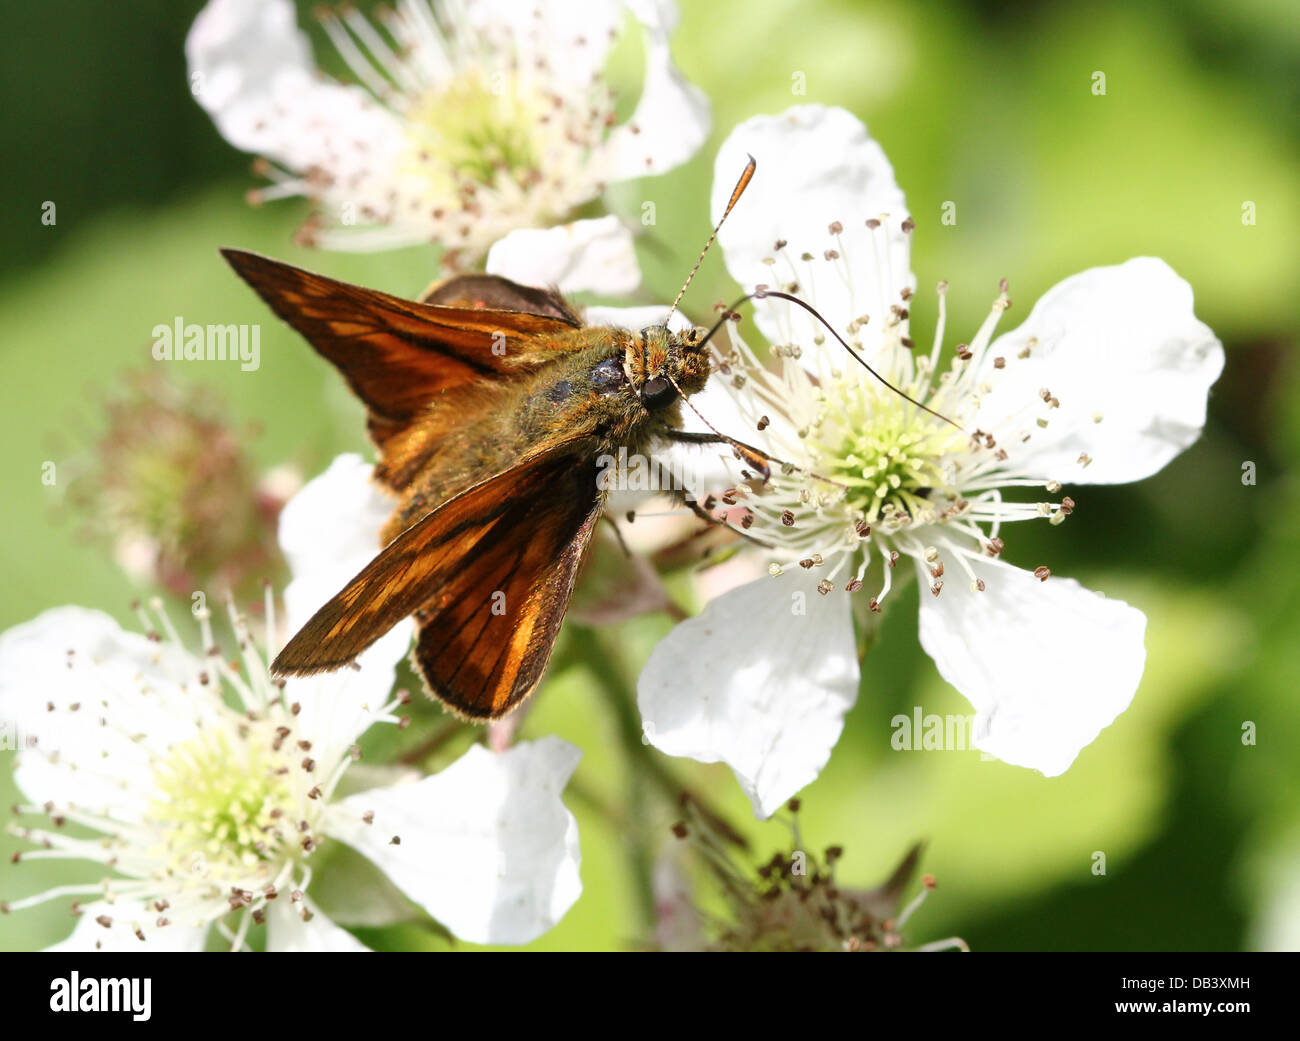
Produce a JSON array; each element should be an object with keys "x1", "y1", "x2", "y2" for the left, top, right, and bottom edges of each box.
[{"x1": 420, "y1": 272, "x2": 580, "y2": 324}]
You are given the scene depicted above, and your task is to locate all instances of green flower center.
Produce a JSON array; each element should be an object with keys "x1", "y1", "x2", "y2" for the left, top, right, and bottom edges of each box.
[
  {"x1": 408, "y1": 71, "x2": 542, "y2": 188},
  {"x1": 827, "y1": 398, "x2": 956, "y2": 524},
  {"x1": 148, "y1": 727, "x2": 297, "y2": 879}
]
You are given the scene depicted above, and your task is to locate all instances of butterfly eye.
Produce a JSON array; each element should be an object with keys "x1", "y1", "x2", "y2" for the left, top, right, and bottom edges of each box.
[{"x1": 640, "y1": 376, "x2": 677, "y2": 410}]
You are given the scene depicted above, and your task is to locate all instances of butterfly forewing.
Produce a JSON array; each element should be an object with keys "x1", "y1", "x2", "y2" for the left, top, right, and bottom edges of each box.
[
  {"x1": 272, "y1": 437, "x2": 605, "y2": 719},
  {"x1": 220, "y1": 249, "x2": 582, "y2": 450}
]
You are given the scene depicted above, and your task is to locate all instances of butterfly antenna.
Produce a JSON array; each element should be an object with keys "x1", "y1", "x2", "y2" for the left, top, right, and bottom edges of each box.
[
  {"x1": 759, "y1": 289, "x2": 967, "y2": 434},
  {"x1": 664, "y1": 155, "x2": 757, "y2": 325},
  {"x1": 696, "y1": 289, "x2": 967, "y2": 436}
]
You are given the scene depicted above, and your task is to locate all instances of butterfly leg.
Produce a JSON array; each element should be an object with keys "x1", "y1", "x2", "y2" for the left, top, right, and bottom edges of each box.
[
  {"x1": 639, "y1": 456, "x2": 728, "y2": 527},
  {"x1": 658, "y1": 428, "x2": 775, "y2": 481},
  {"x1": 600, "y1": 513, "x2": 634, "y2": 558}
]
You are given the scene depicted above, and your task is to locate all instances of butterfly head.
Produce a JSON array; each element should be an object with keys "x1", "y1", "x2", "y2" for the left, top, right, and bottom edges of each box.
[{"x1": 630, "y1": 324, "x2": 711, "y2": 412}]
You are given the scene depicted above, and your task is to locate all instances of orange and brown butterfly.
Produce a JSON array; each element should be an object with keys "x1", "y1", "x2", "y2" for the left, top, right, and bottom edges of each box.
[{"x1": 222, "y1": 159, "x2": 761, "y2": 723}]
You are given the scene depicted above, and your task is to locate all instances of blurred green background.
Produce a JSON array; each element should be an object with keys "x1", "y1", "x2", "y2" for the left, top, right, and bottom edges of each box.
[{"x1": 2, "y1": 0, "x2": 1297, "y2": 951}]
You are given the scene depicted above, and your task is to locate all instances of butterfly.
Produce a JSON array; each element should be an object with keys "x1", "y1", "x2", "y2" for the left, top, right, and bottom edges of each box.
[{"x1": 223, "y1": 159, "x2": 761, "y2": 721}]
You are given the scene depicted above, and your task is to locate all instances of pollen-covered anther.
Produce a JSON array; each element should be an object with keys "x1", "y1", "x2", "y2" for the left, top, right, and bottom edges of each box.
[
  {"x1": 930, "y1": 582, "x2": 943, "y2": 596},
  {"x1": 817, "y1": 580, "x2": 833, "y2": 595},
  {"x1": 971, "y1": 578, "x2": 986, "y2": 593},
  {"x1": 985, "y1": 537, "x2": 1005, "y2": 557},
  {"x1": 1033, "y1": 566, "x2": 1051, "y2": 582}
]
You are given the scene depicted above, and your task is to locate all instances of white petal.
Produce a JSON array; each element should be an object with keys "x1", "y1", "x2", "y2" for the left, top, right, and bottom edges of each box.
[
  {"x1": 464, "y1": 0, "x2": 623, "y2": 90},
  {"x1": 277, "y1": 455, "x2": 411, "y2": 755},
  {"x1": 281, "y1": 621, "x2": 411, "y2": 766},
  {"x1": 0, "y1": 608, "x2": 203, "y2": 818},
  {"x1": 486, "y1": 216, "x2": 641, "y2": 295},
  {"x1": 331, "y1": 738, "x2": 582, "y2": 945},
  {"x1": 604, "y1": 0, "x2": 710, "y2": 179},
  {"x1": 915, "y1": 557, "x2": 1147, "y2": 776},
  {"x1": 711, "y1": 105, "x2": 912, "y2": 356},
  {"x1": 638, "y1": 572, "x2": 859, "y2": 818},
  {"x1": 976, "y1": 257, "x2": 1225, "y2": 485},
  {"x1": 583, "y1": 304, "x2": 694, "y2": 332},
  {"x1": 266, "y1": 899, "x2": 370, "y2": 952},
  {"x1": 45, "y1": 901, "x2": 208, "y2": 952},
  {"x1": 185, "y1": 0, "x2": 400, "y2": 175}
]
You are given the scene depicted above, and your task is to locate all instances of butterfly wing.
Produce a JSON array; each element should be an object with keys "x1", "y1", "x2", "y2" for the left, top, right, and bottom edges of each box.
[
  {"x1": 272, "y1": 436, "x2": 604, "y2": 720},
  {"x1": 420, "y1": 272, "x2": 580, "y2": 322},
  {"x1": 220, "y1": 249, "x2": 582, "y2": 452}
]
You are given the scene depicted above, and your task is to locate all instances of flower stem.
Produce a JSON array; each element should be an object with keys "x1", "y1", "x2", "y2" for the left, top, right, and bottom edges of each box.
[
  {"x1": 568, "y1": 625, "x2": 657, "y2": 934},
  {"x1": 568, "y1": 624, "x2": 751, "y2": 940}
]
